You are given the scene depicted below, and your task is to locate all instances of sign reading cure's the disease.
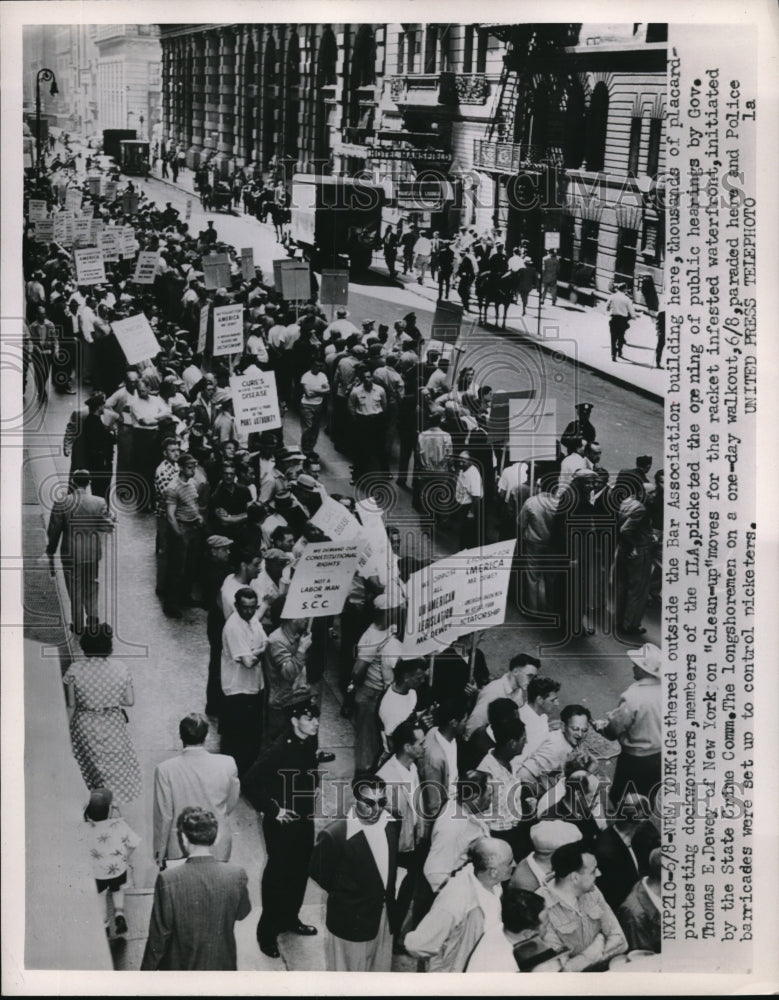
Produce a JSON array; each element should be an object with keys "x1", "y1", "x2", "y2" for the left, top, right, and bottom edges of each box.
[
  {"x1": 73, "y1": 247, "x2": 107, "y2": 285},
  {"x1": 133, "y1": 251, "x2": 158, "y2": 284},
  {"x1": 281, "y1": 541, "x2": 363, "y2": 618},
  {"x1": 111, "y1": 313, "x2": 161, "y2": 366},
  {"x1": 229, "y1": 372, "x2": 281, "y2": 432},
  {"x1": 212, "y1": 304, "x2": 244, "y2": 356},
  {"x1": 310, "y1": 496, "x2": 362, "y2": 541},
  {"x1": 402, "y1": 539, "x2": 516, "y2": 655}
]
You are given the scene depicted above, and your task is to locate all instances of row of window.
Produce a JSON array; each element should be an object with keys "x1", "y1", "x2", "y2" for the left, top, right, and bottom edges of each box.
[{"x1": 396, "y1": 25, "x2": 489, "y2": 75}]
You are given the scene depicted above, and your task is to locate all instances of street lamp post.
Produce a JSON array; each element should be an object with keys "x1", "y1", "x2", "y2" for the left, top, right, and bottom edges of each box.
[{"x1": 35, "y1": 67, "x2": 58, "y2": 182}]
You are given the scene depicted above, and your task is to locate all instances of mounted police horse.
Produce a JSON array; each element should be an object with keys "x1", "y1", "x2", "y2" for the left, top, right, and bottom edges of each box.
[{"x1": 475, "y1": 270, "x2": 513, "y2": 329}]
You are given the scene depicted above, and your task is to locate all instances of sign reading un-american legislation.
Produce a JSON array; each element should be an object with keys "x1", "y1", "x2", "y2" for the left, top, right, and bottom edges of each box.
[
  {"x1": 281, "y1": 541, "x2": 363, "y2": 618},
  {"x1": 133, "y1": 251, "x2": 159, "y2": 285},
  {"x1": 401, "y1": 539, "x2": 516, "y2": 655},
  {"x1": 74, "y1": 247, "x2": 107, "y2": 286},
  {"x1": 229, "y1": 371, "x2": 282, "y2": 434},
  {"x1": 212, "y1": 304, "x2": 244, "y2": 356},
  {"x1": 111, "y1": 313, "x2": 161, "y2": 366}
]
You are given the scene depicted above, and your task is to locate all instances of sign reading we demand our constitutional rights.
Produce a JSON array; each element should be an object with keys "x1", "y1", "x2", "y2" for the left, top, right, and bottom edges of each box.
[
  {"x1": 401, "y1": 539, "x2": 516, "y2": 656},
  {"x1": 281, "y1": 541, "x2": 363, "y2": 618}
]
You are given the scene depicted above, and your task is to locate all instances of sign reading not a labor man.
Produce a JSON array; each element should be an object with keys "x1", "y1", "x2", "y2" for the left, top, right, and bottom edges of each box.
[
  {"x1": 281, "y1": 541, "x2": 363, "y2": 618},
  {"x1": 401, "y1": 539, "x2": 517, "y2": 655},
  {"x1": 111, "y1": 313, "x2": 161, "y2": 366},
  {"x1": 229, "y1": 372, "x2": 282, "y2": 434},
  {"x1": 212, "y1": 304, "x2": 244, "y2": 357},
  {"x1": 133, "y1": 251, "x2": 159, "y2": 284},
  {"x1": 74, "y1": 247, "x2": 107, "y2": 286}
]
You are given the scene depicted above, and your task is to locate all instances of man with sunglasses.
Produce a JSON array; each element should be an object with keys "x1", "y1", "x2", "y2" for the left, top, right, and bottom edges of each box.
[
  {"x1": 242, "y1": 698, "x2": 324, "y2": 959},
  {"x1": 310, "y1": 774, "x2": 400, "y2": 972}
]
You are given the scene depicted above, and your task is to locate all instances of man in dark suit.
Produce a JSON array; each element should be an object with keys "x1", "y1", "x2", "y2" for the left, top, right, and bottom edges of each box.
[
  {"x1": 45, "y1": 468, "x2": 115, "y2": 634},
  {"x1": 594, "y1": 792, "x2": 660, "y2": 913},
  {"x1": 141, "y1": 807, "x2": 251, "y2": 970},
  {"x1": 310, "y1": 774, "x2": 399, "y2": 971}
]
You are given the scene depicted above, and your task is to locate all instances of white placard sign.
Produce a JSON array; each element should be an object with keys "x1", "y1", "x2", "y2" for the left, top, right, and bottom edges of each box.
[
  {"x1": 281, "y1": 541, "x2": 363, "y2": 619},
  {"x1": 229, "y1": 371, "x2": 282, "y2": 434},
  {"x1": 34, "y1": 220, "x2": 54, "y2": 243},
  {"x1": 240, "y1": 248, "x2": 255, "y2": 281},
  {"x1": 89, "y1": 219, "x2": 104, "y2": 243},
  {"x1": 401, "y1": 539, "x2": 516, "y2": 655},
  {"x1": 66, "y1": 189, "x2": 83, "y2": 214},
  {"x1": 507, "y1": 398, "x2": 558, "y2": 463},
  {"x1": 74, "y1": 217, "x2": 94, "y2": 245},
  {"x1": 111, "y1": 313, "x2": 161, "y2": 365},
  {"x1": 73, "y1": 247, "x2": 107, "y2": 286},
  {"x1": 100, "y1": 227, "x2": 121, "y2": 261},
  {"x1": 310, "y1": 496, "x2": 363, "y2": 542},
  {"x1": 121, "y1": 225, "x2": 137, "y2": 258},
  {"x1": 28, "y1": 200, "x2": 47, "y2": 222},
  {"x1": 133, "y1": 251, "x2": 159, "y2": 284},
  {"x1": 212, "y1": 304, "x2": 244, "y2": 357}
]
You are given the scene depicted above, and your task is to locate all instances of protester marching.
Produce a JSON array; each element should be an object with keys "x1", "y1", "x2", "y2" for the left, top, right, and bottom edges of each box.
[{"x1": 25, "y1": 137, "x2": 664, "y2": 975}]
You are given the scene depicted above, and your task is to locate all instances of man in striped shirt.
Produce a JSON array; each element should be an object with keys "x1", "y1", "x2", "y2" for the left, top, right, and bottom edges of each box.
[{"x1": 164, "y1": 453, "x2": 204, "y2": 618}]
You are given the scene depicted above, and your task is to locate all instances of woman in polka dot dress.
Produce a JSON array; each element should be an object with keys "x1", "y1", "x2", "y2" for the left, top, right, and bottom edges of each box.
[{"x1": 64, "y1": 623, "x2": 142, "y2": 803}]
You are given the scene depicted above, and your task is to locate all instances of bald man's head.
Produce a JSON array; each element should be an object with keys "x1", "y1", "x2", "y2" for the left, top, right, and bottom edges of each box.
[{"x1": 470, "y1": 836, "x2": 514, "y2": 885}]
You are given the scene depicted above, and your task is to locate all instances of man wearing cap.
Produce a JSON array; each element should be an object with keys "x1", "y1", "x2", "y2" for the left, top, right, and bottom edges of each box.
[
  {"x1": 561, "y1": 403, "x2": 597, "y2": 454},
  {"x1": 593, "y1": 643, "x2": 662, "y2": 806},
  {"x1": 242, "y1": 698, "x2": 324, "y2": 958},
  {"x1": 510, "y1": 819, "x2": 582, "y2": 893},
  {"x1": 606, "y1": 283, "x2": 636, "y2": 361},
  {"x1": 254, "y1": 548, "x2": 291, "y2": 630},
  {"x1": 164, "y1": 453, "x2": 205, "y2": 618},
  {"x1": 325, "y1": 306, "x2": 359, "y2": 341}
]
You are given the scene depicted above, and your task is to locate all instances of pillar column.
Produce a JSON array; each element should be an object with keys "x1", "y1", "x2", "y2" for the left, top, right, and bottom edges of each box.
[
  {"x1": 189, "y1": 34, "x2": 206, "y2": 167},
  {"x1": 215, "y1": 27, "x2": 236, "y2": 177}
]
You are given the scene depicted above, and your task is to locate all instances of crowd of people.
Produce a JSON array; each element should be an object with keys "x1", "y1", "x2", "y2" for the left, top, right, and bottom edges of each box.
[{"x1": 26, "y1": 140, "x2": 663, "y2": 973}]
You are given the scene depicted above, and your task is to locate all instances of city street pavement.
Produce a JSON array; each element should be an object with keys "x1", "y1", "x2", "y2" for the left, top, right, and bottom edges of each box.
[{"x1": 27, "y1": 152, "x2": 664, "y2": 971}]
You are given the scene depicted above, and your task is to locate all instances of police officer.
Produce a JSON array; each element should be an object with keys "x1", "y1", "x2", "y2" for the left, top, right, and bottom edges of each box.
[{"x1": 242, "y1": 698, "x2": 334, "y2": 958}]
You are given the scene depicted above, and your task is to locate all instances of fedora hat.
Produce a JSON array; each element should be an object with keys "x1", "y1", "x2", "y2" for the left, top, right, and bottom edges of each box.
[{"x1": 627, "y1": 642, "x2": 662, "y2": 677}]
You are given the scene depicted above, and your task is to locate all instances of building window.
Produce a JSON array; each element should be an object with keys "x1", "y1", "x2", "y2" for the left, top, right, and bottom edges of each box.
[
  {"x1": 463, "y1": 25, "x2": 474, "y2": 73},
  {"x1": 641, "y1": 217, "x2": 663, "y2": 265},
  {"x1": 614, "y1": 226, "x2": 639, "y2": 289},
  {"x1": 627, "y1": 115, "x2": 642, "y2": 176},
  {"x1": 581, "y1": 219, "x2": 600, "y2": 266},
  {"x1": 475, "y1": 28, "x2": 488, "y2": 73},
  {"x1": 397, "y1": 32, "x2": 405, "y2": 74},
  {"x1": 585, "y1": 82, "x2": 609, "y2": 172},
  {"x1": 646, "y1": 116, "x2": 662, "y2": 178},
  {"x1": 408, "y1": 30, "x2": 421, "y2": 73},
  {"x1": 424, "y1": 26, "x2": 438, "y2": 73},
  {"x1": 559, "y1": 213, "x2": 575, "y2": 280}
]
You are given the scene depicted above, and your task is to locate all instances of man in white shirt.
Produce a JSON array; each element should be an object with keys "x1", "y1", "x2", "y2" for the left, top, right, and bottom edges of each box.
[
  {"x1": 298, "y1": 357, "x2": 330, "y2": 455},
  {"x1": 324, "y1": 306, "x2": 359, "y2": 341},
  {"x1": 405, "y1": 837, "x2": 514, "y2": 972},
  {"x1": 220, "y1": 588, "x2": 268, "y2": 776},
  {"x1": 466, "y1": 653, "x2": 540, "y2": 738},
  {"x1": 220, "y1": 548, "x2": 264, "y2": 619},
  {"x1": 377, "y1": 719, "x2": 427, "y2": 943},
  {"x1": 466, "y1": 886, "x2": 548, "y2": 972},
  {"x1": 378, "y1": 660, "x2": 426, "y2": 749},
  {"x1": 477, "y1": 717, "x2": 529, "y2": 857},
  {"x1": 424, "y1": 772, "x2": 493, "y2": 893},
  {"x1": 559, "y1": 437, "x2": 592, "y2": 486},
  {"x1": 412, "y1": 231, "x2": 433, "y2": 284},
  {"x1": 453, "y1": 449, "x2": 483, "y2": 549},
  {"x1": 518, "y1": 676, "x2": 561, "y2": 758}
]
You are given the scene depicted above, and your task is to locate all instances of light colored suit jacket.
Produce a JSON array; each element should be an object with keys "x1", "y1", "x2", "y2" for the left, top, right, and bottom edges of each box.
[{"x1": 153, "y1": 746, "x2": 240, "y2": 862}]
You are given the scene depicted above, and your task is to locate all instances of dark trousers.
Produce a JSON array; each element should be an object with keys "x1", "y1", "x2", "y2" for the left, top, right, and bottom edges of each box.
[
  {"x1": 437, "y1": 272, "x2": 452, "y2": 300},
  {"x1": 609, "y1": 316, "x2": 630, "y2": 360},
  {"x1": 132, "y1": 428, "x2": 157, "y2": 511},
  {"x1": 395, "y1": 845, "x2": 429, "y2": 938},
  {"x1": 351, "y1": 413, "x2": 386, "y2": 480},
  {"x1": 299, "y1": 403, "x2": 324, "y2": 454},
  {"x1": 220, "y1": 692, "x2": 263, "y2": 778},
  {"x1": 331, "y1": 396, "x2": 349, "y2": 452},
  {"x1": 63, "y1": 559, "x2": 100, "y2": 632},
  {"x1": 338, "y1": 601, "x2": 371, "y2": 692},
  {"x1": 610, "y1": 751, "x2": 662, "y2": 809},
  {"x1": 258, "y1": 815, "x2": 314, "y2": 942},
  {"x1": 164, "y1": 521, "x2": 202, "y2": 610}
]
